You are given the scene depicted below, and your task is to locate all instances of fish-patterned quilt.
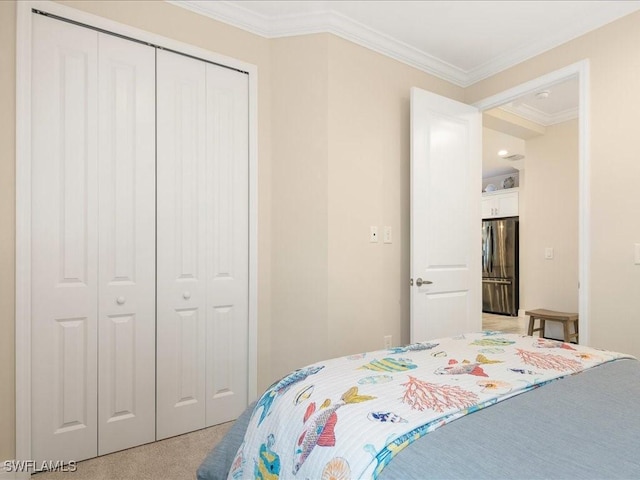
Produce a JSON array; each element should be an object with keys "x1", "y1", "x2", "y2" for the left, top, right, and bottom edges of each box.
[{"x1": 228, "y1": 333, "x2": 633, "y2": 480}]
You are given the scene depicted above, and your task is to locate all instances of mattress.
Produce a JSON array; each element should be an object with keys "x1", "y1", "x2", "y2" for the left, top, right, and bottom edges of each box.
[{"x1": 198, "y1": 353, "x2": 640, "y2": 479}]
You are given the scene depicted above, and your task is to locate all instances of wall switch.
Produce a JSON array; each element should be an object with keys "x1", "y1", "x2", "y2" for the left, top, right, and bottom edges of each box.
[
  {"x1": 383, "y1": 226, "x2": 392, "y2": 244},
  {"x1": 370, "y1": 226, "x2": 378, "y2": 243},
  {"x1": 545, "y1": 247, "x2": 554, "y2": 260},
  {"x1": 384, "y1": 335, "x2": 392, "y2": 349},
  {"x1": 635, "y1": 243, "x2": 640, "y2": 265}
]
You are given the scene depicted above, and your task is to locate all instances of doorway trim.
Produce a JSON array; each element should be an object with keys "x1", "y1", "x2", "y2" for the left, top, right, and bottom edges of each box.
[
  {"x1": 473, "y1": 60, "x2": 590, "y2": 346},
  {"x1": 15, "y1": 0, "x2": 259, "y2": 463}
]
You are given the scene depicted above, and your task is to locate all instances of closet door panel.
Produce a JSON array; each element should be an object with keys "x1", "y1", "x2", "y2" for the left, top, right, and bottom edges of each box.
[
  {"x1": 31, "y1": 14, "x2": 99, "y2": 463},
  {"x1": 205, "y1": 65, "x2": 249, "y2": 426},
  {"x1": 156, "y1": 49, "x2": 207, "y2": 439},
  {"x1": 97, "y1": 33, "x2": 156, "y2": 455}
]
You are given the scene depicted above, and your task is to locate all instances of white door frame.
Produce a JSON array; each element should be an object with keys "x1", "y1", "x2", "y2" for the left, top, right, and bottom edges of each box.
[
  {"x1": 473, "y1": 60, "x2": 590, "y2": 346},
  {"x1": 15, "y1": 0, "x2": 259, "y2": 462}
]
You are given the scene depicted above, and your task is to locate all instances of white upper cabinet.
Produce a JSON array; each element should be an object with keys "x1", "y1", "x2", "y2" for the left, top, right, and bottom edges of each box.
[{"x1": 482, "y1": 188, "x2": 519, "y2": 219}]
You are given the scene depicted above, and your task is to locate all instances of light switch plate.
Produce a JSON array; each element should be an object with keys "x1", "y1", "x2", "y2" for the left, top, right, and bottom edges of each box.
[
  {"x1": 383, "y1": 226, "x2": 392, "y2": 244},
  {"x1": 545, "y1": 247, "x2": 554, "y2": 260}
]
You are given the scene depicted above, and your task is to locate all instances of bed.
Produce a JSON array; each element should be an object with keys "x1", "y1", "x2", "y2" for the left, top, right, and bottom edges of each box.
[{"x1": 198, "y1": 332, "x2": 640, "y2": 480}]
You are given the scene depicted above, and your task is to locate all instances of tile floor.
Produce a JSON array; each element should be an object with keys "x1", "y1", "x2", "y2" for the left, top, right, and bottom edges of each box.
[{"x1": 482, "y1": 312, "x2": 528, "y2": 334}]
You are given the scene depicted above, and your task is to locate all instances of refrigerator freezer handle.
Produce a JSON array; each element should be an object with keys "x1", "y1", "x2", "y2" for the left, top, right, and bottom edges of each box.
[
  {"x1": 487, "y1": 224, "x2": 493, "y2": 272},
  {"x1": 482, "y1": 227, "x2": 487, "y2": 273}
]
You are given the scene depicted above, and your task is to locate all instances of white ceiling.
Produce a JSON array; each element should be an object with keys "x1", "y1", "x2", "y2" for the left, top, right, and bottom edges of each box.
[
  {"x1": 482, "y1": 74, "x2": 579, "y2": 179},
  {"x1": 501, "y1": 77, "x2": 580, "y2": 125},
  {"x1": 483, "y1": 127, "x2": 524, "y2": 179},
  {"x1": 171, "y1": 0, "x2": 640, "y2": 87}
]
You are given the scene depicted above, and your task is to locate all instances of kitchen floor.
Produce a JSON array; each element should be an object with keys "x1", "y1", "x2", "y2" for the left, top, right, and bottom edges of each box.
[{"x1": 482, "y1": 312, "x2": 528, "y2": 334}]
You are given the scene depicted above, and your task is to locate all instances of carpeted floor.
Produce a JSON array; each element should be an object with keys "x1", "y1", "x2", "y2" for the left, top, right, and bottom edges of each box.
[{"x1": 32, "y1": 421, "x2": 233, "y2": 480}]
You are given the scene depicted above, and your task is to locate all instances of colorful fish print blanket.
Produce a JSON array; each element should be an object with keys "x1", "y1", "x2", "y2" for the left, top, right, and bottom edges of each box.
[{"x1": 228, "y1": 333, "x2": 633, "y2": 480}]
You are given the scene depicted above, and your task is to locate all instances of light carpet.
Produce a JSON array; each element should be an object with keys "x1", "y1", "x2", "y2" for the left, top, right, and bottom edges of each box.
[{"x1": 33, "y1": 422, "x2": 232, "y2": 480}]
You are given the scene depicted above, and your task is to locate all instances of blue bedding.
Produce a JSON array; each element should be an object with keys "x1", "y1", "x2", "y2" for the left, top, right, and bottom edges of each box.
[{"x1": 198, "y1": 358, "x2": 640, "y2": 480}]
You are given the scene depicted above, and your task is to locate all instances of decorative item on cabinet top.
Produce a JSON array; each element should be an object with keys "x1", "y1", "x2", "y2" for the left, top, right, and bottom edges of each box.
[{"x1": 502, "y1": 176, "x2": 515, "y2": 189}]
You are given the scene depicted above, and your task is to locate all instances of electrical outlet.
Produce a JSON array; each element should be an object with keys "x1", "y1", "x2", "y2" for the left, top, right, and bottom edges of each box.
[
  {"x1": 370, "y1": 226, "x2": 379, "y2": 243},
  {"x1": 384, "y1": 335, "x2": 392, "y2": 349}
]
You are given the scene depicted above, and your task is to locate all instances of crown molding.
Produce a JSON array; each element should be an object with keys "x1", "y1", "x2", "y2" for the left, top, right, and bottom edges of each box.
[
  {"x1": 168, "y1": 0, "x2": 630, "y2": 88},
  {"x1": 167, "y1": 0, "x2": 469, "y2": 86},
  {"x1": 500, "y1": 103, "x2": 578, "y2": 126}
]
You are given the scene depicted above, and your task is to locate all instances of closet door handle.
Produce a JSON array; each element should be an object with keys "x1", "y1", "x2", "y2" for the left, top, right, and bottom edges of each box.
[
  {"x1": 116, "y1": 296, "x2": 126, "y2": 305},
  {"x1": 183, "y1": 291, "x2": 191, "y2": 300}
]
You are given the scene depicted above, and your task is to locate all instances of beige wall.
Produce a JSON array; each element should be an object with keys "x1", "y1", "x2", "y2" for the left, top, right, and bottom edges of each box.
[
  {"x1": 326, "y1": 35, "x2": 463, "y2": 356},
  {"x1": 467, "y1": 11, "x2": 640, "y2": 356},
  {"x1": 267, "y1": 34, "x2": 464, "y2": 377},
  {"x1": 0, "y1": 0, "x2": 16, "y2": 464},
  {"x1": 520, "y1": 120, "x2": 579, "y2": 318},
  {"x1": 269, "y1": 34, "x2": 330, "y2": 378}
]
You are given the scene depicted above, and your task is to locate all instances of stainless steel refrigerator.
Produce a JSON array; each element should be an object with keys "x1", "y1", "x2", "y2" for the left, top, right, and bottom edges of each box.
[{"x1": 482, "y1": 217, "x2": 519, "y2": 316}]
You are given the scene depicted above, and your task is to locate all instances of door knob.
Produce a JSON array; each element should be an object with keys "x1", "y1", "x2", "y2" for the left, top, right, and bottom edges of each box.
[
  {"x1": 183, "y1": 291, "x2": 191, "y2": 300},
  {"x1": 416, "y1": 278, "x2": 433, "y2": 287},
  {"x1": 116, "y1": 296, "x2": 126, "y2": 305}
]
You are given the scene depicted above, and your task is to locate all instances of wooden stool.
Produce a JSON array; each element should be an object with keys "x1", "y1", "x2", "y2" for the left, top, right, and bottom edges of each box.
[{"x1": 525, "y1": 309, "x2": 579, "y2": 343}]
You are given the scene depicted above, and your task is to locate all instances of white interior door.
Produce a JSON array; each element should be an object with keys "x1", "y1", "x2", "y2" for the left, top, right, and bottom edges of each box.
[
  {"x1": 31, "y1": 14, "x2": 99, "y2": 463},
  {"x1": 410, "y1": 87, "x2": 482, "y2": 342},
  {"x1": 97, "y1": 33, "x2": 156, "y2": 455},
  {"x1": 204, "y1": 63, "x2": 249, "y2": 426},
  {"x1": 156, "y1": 49, "x2": 208, "y2": 440}
]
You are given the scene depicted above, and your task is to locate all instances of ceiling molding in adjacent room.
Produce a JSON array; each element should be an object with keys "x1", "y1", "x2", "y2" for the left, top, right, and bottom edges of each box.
[{"x1": 499, "y1": 104, "x2": 579, "y2": 127}]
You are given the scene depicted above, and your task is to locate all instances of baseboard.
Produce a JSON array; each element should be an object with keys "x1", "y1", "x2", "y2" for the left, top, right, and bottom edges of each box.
[{"x1": 1, "y1": 461, "x2": 31, "y2": 479}]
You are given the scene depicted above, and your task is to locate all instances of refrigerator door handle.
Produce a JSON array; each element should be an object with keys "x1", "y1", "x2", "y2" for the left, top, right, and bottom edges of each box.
[
  {"x1": 488, "y1": 224, "x2": 493, "y2": 273},
  {"x1": 482, "y1": 228, "x2": 487, "y2": 274}
]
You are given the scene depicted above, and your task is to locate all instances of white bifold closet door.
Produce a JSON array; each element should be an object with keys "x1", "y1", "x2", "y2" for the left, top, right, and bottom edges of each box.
[
  {"x1": 156, "y1": 49, "x2": 249, "y2": 440},
  {"x1": 96, "y1": 30, "x2": 156, "y2": 456},
  {"x1": 31, "y1": 14, "x2": 156, "y2": 462}
]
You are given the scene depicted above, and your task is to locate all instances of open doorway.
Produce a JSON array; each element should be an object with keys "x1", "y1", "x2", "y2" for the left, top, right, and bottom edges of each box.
[{"x1": 474, "y1": 62, "x2": 588, "y2": 342}]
